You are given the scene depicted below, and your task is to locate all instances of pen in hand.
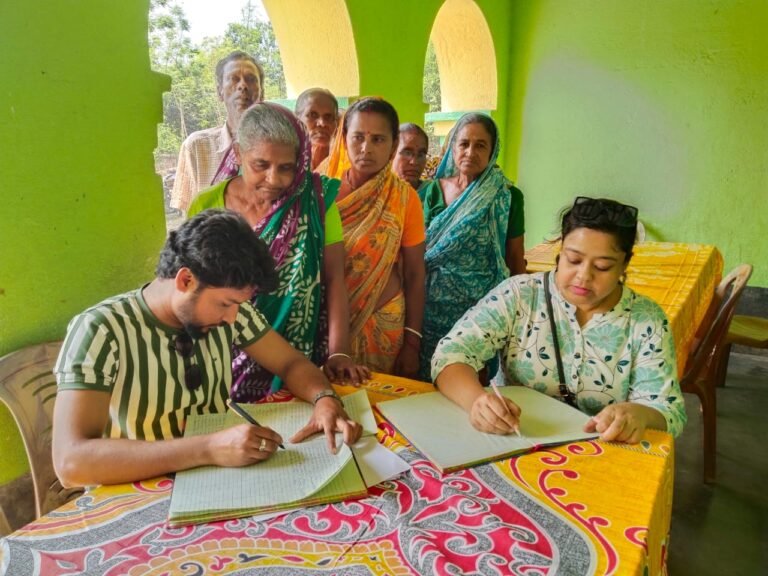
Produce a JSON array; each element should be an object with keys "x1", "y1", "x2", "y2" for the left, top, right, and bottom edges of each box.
[
  {"x1": 489, "y1": 381, "x2": 521, "y2": 438},
  {"x1": 227, "y1": 399, "x2": 285, "y2": 449}
]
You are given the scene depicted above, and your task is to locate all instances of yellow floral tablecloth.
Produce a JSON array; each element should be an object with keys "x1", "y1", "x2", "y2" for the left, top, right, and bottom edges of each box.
[
  {"x1": 526, "y1": 241, "x2": 723, "y2": 376},
  {"x1": 2, "y1": 374, "x2": 674, "y2": 575}
]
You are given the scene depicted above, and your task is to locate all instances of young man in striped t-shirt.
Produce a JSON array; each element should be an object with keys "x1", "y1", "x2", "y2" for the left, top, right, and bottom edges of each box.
[{"x1": 52, "y1": 209, "x2": 362, "y2": 487}]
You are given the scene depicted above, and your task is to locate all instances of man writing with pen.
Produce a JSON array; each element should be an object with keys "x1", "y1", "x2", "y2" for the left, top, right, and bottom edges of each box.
[{"x1": 52, "y1": 209, "x2": 361, "y2": 488}]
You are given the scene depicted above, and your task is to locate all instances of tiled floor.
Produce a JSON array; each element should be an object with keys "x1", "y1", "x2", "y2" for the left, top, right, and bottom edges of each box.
[{"x1": 669, "y1": 352, "x2": 768, "y2": 575}]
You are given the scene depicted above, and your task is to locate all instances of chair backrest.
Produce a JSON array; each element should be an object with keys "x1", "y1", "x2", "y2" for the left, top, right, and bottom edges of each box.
[
  {"x1": 682, "y1": 264, "x2": 753, "y2": 385},
  {"x1": 0, "y1": 341, "x2": 82, "y2": 518},
  {"x1": 0, "y1": 506, "x2": 11, "y2": 536}
]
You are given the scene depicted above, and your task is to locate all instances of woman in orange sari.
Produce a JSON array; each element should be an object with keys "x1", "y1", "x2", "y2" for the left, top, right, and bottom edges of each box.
[{"x1": 325, "y1": 97, "x2": 426, "y2": 377}]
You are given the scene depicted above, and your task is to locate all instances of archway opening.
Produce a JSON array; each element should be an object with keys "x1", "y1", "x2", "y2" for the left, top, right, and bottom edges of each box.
[
  {"x1": 261, "y1": 0, "x2": 359, "y2": 101},
  {"x1": 423, "y1": 0, "x2": 497, "y2": 152}
]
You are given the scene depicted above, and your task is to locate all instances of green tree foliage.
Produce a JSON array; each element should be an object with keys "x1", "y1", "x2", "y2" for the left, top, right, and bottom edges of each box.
[
  {"x1": 149, "y1": 0, "x2": 193, "y2": 70},
  {"x1": 423, "y1": 41, "x2": 441, "y2": 114},
  {"x1": 149, "y1": 0, "x2": 286, "y2": 156},
  {"x1": 223, "y1": 1, "x2": 286, "y2": 100},
  {"x1": 422, "y1": 41, "x2": 442, "y2": 154}
]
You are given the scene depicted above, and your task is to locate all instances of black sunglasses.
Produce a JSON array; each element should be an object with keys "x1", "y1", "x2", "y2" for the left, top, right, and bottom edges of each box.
[
  {"x1": 173, "y1": 332, "x2": 202, "y2": 391},
  {"x1": 572, "y1": 196, "x2": 639, "y2": 228}
]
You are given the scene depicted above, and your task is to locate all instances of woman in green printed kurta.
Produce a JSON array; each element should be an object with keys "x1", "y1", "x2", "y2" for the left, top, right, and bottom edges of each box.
[{"x1": 433, "y1": 197, "x2": 686, "y2": 444}]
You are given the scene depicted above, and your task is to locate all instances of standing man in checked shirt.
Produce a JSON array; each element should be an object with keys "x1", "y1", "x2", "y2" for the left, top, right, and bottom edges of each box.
[{"x1": 169, "y1": 50, "x2": 264, "y2": 213}]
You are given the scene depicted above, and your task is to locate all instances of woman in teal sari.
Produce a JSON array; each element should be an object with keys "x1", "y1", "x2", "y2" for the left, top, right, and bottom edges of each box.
[
  {"x1": 418, "y1": 113, "x2": 526, "y2": 381},
  {"x1": 188, "y1": 103, "x2": 369, "y2": 401}
]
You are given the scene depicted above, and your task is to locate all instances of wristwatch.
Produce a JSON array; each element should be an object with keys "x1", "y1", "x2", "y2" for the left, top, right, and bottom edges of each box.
[{"x1": 312, "y1": 389, "x2": 342, "y2": 406}]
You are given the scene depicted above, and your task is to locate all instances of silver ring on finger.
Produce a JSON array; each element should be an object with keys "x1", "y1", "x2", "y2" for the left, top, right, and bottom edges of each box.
[{"x1": 259, "y1": 438, "x2": 267, "y2": 451}]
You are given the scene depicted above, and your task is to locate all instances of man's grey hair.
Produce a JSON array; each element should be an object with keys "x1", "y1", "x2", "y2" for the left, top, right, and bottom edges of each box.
[
  {"x1": 215, "y1": 50, "x2": 265, "y2": 90},
  {"x1": 295, "y1": 88, "x2": 339, "y2": 117},
  {"x1": 237, "y1": 104, "x2": 299, "y2": 154}
]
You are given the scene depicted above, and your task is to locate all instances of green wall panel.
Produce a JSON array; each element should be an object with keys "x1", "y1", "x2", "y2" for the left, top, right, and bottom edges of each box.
[
  {"x1": 344, "y1": 0, "x2": 516, "y2": 179},
  {"x1": 345, "y1": 0, "x2": 444, "y2": 124},
  {"x1": 507, "y1": 0, "x2": 768, "y2": 285},
  {"x1": 0, "y1": 0, "x2": 168, "y2": 484},
  {"x1": 476, "y1": 0, "x2": 515, "y2": 179}
]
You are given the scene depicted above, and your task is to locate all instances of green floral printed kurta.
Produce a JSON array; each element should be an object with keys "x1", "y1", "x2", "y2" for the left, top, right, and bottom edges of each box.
[{"x1": 432, "y1": 272, "x2": 687, "y2": 437}]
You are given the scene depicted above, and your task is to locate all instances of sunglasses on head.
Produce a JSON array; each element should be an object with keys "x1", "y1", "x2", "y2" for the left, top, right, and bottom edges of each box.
[
  {"x1": 173, "y1": 332, "x2": 202, "y2": 391},
  {"x1": 572, "y1": 196, "x2": 639, "y2": 228}
]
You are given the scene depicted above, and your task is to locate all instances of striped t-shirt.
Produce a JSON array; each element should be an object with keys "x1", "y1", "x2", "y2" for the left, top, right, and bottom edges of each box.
[{"x1": 54, "y1": 287, "x2": 270, "y2": 441}]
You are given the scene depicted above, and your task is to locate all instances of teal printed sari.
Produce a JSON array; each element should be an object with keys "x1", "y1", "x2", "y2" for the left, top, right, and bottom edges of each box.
[{"x1": 418, "y1": 116, "x2": 511, "y2": 380}]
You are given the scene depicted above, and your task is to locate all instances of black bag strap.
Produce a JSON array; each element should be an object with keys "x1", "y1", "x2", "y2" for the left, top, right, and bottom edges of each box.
[{"x1": 544, "y1": 271, "x2": 577, "y2": 407}]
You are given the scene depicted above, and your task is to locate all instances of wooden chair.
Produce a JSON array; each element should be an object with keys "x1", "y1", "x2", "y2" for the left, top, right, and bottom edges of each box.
[
  {"x1": 0, "y1": 507, "x2": 11, "y2": 537},
  {"x1": 680, "y1": 264, "x2": 752, "y2": 483},
  {"x1": 0, "y1": 341, "x2": 83, "y2": 519},
  {"x1": 716, "y1": 314, "x2": 768, "y2": 387}
]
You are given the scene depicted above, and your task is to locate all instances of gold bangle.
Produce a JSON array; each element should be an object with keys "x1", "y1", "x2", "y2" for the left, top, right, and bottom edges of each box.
[{"x1": 327, "y1": 352, "x2": 352, "y2": 361}]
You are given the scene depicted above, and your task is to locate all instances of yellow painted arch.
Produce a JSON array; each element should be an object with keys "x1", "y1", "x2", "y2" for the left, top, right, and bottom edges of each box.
[
  {"x1": 262, "y1": 0, "x2": 359, "y2": 98},
  {"x1": 430, "y1": 0, "x2": 497, "y2": 112}
]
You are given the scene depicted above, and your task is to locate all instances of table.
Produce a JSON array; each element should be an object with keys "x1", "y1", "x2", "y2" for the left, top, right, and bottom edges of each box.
[
  {"x1": 1, "y1": 375, "x2": 674, "y2": 575},
  {"x1": 526, "y1": 241, "x2": 723, "y2": 376}
]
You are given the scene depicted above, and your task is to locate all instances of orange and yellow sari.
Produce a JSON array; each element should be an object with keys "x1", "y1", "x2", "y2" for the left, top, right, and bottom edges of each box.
[{"x1": 325, "y1": 132, "x2": 412, "y2": 373}]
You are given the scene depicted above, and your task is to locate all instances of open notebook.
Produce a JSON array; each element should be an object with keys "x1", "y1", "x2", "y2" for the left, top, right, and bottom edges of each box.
[
  {"x1": 377, "y1": 386, "x2": 599, "y2": 473},
  {"x1": 168, "y1": 392, "x2": 374, "y2": 527}
]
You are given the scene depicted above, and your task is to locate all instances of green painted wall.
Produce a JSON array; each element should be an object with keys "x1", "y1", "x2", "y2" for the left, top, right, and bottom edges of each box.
[
  {"x1": 0, "y1": 1, "x2": 168, "y2": 484},
  {"x1": 504, "y1": 0, "x2": 768, "y2": 286},
  {"x1": 344, "y1": 0, "x2": 515, "y2": 171},
  {"x1": 345, "y1": 0, "x2": 443, "y2": 123},
  {"x1": 476, "y1": 0, "x2": 515, "y2": 175}
]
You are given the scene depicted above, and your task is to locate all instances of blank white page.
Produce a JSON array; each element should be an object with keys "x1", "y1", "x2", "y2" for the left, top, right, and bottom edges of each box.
[{"x1": 378, "y1": 386, "x2": 598, "y2": 473}]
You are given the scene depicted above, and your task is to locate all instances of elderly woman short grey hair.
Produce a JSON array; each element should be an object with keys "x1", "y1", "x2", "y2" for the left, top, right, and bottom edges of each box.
[
  {"x1": 237, "y1": 103, "x2": 300, "y2": 154},
  {"x1": 185, "y1": 99, "x2": 371, "y2": 400}
]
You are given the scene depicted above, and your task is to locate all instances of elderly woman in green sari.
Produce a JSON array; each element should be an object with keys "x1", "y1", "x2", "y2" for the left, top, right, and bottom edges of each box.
[
  {"x1": 418, "y1": 113, "x2": 526, "y2": 381},
  {"x1": 188, "y1": 103, "x2": 369, "y2": 401}
]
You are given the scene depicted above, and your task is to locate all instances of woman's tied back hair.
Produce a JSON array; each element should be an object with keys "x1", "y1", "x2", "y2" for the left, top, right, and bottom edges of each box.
[
  {"x1": 452, "y1": 113, "x2": 498, "y2": 150},
  {"x1": 343, "y1": 97, "x2": 400, "y2": 142}
]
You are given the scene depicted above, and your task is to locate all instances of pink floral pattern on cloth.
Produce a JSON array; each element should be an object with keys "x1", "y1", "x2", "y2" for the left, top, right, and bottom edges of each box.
[{"x1": 1, "y1": 379, "x2": 674, "y2": 576}]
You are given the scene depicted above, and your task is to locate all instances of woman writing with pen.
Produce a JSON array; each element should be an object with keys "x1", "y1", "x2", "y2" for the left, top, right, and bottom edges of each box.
[{"x1": 432, "y1": 197, "x2": 686, "y2": 444}]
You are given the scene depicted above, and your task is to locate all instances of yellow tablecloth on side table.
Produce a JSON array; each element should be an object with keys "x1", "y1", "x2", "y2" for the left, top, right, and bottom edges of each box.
[{"x1": 526, "y1": 241, "x2": 724, "y2": 376}]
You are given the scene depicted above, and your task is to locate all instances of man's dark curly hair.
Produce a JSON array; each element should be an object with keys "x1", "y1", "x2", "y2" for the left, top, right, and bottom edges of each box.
[{"x1": 156, "y1": 209, "x2": 278, "y2": 292}]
